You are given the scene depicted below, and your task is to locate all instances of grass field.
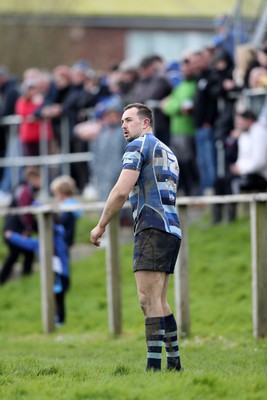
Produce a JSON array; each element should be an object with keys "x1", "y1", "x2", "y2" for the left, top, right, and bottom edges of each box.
[{"x1": 0, "y1": 212, "x2": 267, "y2": 399}]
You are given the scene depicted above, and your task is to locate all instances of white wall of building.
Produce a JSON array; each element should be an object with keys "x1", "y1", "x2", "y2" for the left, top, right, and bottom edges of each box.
[{"x1": 125, "y1": 30, "x2": 214, "y2": 64}]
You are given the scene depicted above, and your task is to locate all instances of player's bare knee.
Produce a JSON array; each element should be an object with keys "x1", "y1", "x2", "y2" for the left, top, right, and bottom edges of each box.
[{"x1": 138, "y1": 292, "x2": 150, "y2": 315}]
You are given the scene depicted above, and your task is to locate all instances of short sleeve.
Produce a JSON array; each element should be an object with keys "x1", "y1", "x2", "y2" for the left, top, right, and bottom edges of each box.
[{"x1": 122, "y1": 139, "x2": 145, "y2": 172}]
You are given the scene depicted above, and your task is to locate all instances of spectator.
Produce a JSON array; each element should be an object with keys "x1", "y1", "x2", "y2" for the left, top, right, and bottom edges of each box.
[
  {"x1": 0, "y1": 65, "x2": 20, "y2": 201},
  {"x1": 117, "y1": 59, "x2": 139, "y2": 106},
  {"x1": 193, "y1": 47, "x2": 218, "y2": 195},
  {"x1": 55, "y1": 60, "x2": 93, "y2": 193},
  {"x1": 36, "y1": 70, "x2": 57, "y2": 108},
  {"x1": 166, "y1": 60, "x2": 183, "y2": 88},
  {"x1": 75, "y1": 69, "x2": 111, "y2": 115},
  {"x1": 212, "y1": 109, "x2": 267, "y2": 223},
  {"x1": 50, "y1": 175, "x2": 83, "y2": 250},
  {"x1": 248, "y1": 67, "x2": 267, "y2": 89},
  {"x1": 213, "y1": 109, "x2": 267, "y2": 224},
  {"x1": 256, "y1": 46, "x2": 267, "y2": 69},
  {"x1": 161, "y1": 53, "x2": 199, "y2": 196},
  {"x1": 212, "y1": 14, "x2": 249, "y2": 61},
  {"x1": 211, "y1": 49, "x2": 236, "y2": 139},
  {"x1": 230, "y1": 110, "x2": 267, "y2": 193},
  {"x1": 4, "y1": 222, "x2": 70, "y2": 326},
  {"x1": 15, "y1": 77, "x2": 53, "y2": 157},
  {"x1": 243, "y1": 46, "x2": 267, "y2": 89},
  {"x1": 40, "y1": 65, "x2": 72, "y2": 148},
  {"x1": 0, "y1": 66, "x2": 20, "y2": 121},
  {"x1": 0, "y1": 166, "x2": 41, "y2": 285},
  {"x1": 233, "y1": 43, "x2": 257, "y2": 88},
  {"x1": 74, "y1": 95, "x2": 126, "y2": 201},
  {"x1": 127, "y1": 54, "x2": 172, "y2": 145}
]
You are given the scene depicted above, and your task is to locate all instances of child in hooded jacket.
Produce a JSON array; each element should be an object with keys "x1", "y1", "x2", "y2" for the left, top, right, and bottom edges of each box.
[{"x1": 5, "y1": 223, "x2": 69, "y2": 326}]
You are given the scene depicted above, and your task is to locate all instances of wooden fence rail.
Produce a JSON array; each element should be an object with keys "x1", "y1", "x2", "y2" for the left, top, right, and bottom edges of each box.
[{"x1": 0, "y1": 193, "x2": 267, "y2": 338}]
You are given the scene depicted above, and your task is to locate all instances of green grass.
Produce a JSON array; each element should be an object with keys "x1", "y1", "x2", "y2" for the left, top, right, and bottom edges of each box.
[{"x1": 0, "y1": 214, "x2": 267, "y2": 399}]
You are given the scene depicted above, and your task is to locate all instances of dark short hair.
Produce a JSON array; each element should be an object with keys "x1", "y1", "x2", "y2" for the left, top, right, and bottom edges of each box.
[
  {"x1": 139, "y1": 55, "x2": 157, "y2": 68},
  {"x1": 237, "y1": 110, "x2": 257, "y2": 121},
  {"x1": 123, "y1": 103, "x2": 153, "y2": 126},
  {"x1": 258, "y1": 46, "x2": 267, "y2": 55}
]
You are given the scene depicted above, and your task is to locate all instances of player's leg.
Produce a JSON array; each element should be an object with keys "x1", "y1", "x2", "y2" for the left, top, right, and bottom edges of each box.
[
  {"x1": 135, "y1": 270, "x2": 166, "y2": 317},
  {"x1": 135, "y1": 270, "x2": 166, "y2": 371},
  {"x1": 161, "y1": 274, "x2": 182, "y2": 371}
]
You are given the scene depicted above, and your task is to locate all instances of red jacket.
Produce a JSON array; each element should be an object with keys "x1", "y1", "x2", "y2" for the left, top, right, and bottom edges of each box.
[{"x1": 16, "y1": 97, "x2": 53, "y2": 143}]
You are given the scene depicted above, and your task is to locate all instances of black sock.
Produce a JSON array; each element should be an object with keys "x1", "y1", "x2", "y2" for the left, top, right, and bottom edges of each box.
[
  {"x1": 145, "y1": 316, "x2": 165, "y2": 371},
  {"x1": 164, "y1": 314, "x2": 182, "y2": 370}
]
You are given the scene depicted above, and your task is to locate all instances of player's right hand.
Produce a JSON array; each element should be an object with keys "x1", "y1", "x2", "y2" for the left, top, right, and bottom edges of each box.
[{"x1": 90, "y1": 225, "x2": 105, "y2": 247}]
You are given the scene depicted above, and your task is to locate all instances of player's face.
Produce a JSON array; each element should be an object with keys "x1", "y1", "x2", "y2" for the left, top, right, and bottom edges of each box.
[{"x1": 121, "y1": 107, "x2": 144, "y2": 142}]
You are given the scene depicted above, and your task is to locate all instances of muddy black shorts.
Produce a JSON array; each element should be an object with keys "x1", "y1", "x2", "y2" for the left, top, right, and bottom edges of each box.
[{"x1": 133, "y1": 228, "x2": 181, "y2": 274}]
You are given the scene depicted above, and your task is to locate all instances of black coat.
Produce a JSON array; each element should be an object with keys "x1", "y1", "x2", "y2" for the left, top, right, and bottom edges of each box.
[{"x1": 193, "y1": 69, "x2": 218, "y2": 129}]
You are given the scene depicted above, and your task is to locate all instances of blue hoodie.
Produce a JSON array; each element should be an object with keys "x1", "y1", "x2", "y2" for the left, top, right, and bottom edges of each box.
[
  {"x1": 60, "y1": 198, "x2": 83, "y2": 248},
  {"x1": 7, "y1": 224, "x2": 69, "y2": 293}
]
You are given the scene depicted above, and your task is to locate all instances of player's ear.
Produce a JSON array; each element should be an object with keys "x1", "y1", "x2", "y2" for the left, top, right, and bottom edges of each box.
[{"x1": 143, "y1": 118, "x2": 150, "y2": 128}]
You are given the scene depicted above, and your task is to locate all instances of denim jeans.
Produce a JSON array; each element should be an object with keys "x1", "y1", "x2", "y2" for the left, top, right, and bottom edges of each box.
[
  {"x1": 0, "y1": 131, "x2": 22, "y2": 193},
  {"x1": 195, "y1": 126, "x2": 216, "y2": 194}
]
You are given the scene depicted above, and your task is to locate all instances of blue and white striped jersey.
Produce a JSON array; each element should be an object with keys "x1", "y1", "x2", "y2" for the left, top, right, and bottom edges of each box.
[{"x1": 122, "y1": 133, "x2": 182, "y2": 238}]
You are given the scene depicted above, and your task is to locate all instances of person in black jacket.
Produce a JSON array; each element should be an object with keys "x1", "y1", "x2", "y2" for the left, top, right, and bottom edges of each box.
[
  {"x1": 42, "y1": 60, "x2": 92, "y2": 193},
  {"x1": 0, "y1": 166, "x2": 41, "y2": 285},
  {"x1": 210, "y1": 49, "x2": 236, "y2": 142},
  {"x1": 193, "y1": 48, "x2": 218, "y2": 195},
  {"x1": 0, "y1": 66, "x2": 20, "y2": 198}
]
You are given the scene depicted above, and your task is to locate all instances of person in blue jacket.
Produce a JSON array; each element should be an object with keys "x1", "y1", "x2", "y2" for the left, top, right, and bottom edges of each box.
[
  {"x1": 4, "y1": 223, "x2": 69, "y2": 326},
  {"x1": 50, "y1": 175, "x2": 82, "y2": 250}
]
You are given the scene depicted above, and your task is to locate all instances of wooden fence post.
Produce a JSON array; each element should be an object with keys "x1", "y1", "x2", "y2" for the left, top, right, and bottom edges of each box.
[
  {"x1": 106, "y1": 215, "x2": 122, "y2": 335},
  {"x1": 38, "y1": 212, "x2": 55, "y2": 333},
  {"x1": 175, "y1": 205, "x2": 190, "y2": 337},
  {"x1": 250, "y1": 199, "x2": 267, "y2": 338}
]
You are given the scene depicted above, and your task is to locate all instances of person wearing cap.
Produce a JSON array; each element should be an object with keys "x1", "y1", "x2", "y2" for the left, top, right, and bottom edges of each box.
[
  {"x1": 74, "y1": 95, "x2": 126, "y2": 202},
  {"x1": 161, "y1": 52, "x2": 199, "y2": 196}
]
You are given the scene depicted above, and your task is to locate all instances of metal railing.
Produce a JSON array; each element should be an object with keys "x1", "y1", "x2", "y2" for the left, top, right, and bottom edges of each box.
[{"x1": 0, "y1": 114, "x2": 94, "y2": 196}]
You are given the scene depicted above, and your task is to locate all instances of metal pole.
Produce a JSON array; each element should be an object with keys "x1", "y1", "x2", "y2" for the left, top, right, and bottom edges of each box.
[
  {"x1": 105, "y1": 215, "x2": 122, "y2": 335},
  {"x1": 174, "y1": 205, "x2": 190, "y2": 337},
  {"x1": 60, "y1": 116, "x2": 70, "y2": 176},
  {"x1": 39, "y1": 121, "x2": 50, "y2": 198},
  {"x1": 251, "y1": 1, "x2": 267, "y2": 47},
  {"x1": 250, "y1": 199, "x2": 267, "y2": 338},
  {"x1": 38, "y1": 211, "x2": 55, "y2": 333}
]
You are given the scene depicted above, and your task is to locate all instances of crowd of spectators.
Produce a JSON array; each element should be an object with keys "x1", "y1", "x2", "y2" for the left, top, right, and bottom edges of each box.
[{"x1": 1, "y1": 20, "x2": 267, "y2": 224}]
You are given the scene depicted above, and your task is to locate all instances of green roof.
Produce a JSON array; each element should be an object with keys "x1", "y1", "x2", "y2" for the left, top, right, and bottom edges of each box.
[{"x1": 0, "y1": 0, "x2": 238, "y2": 19}]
